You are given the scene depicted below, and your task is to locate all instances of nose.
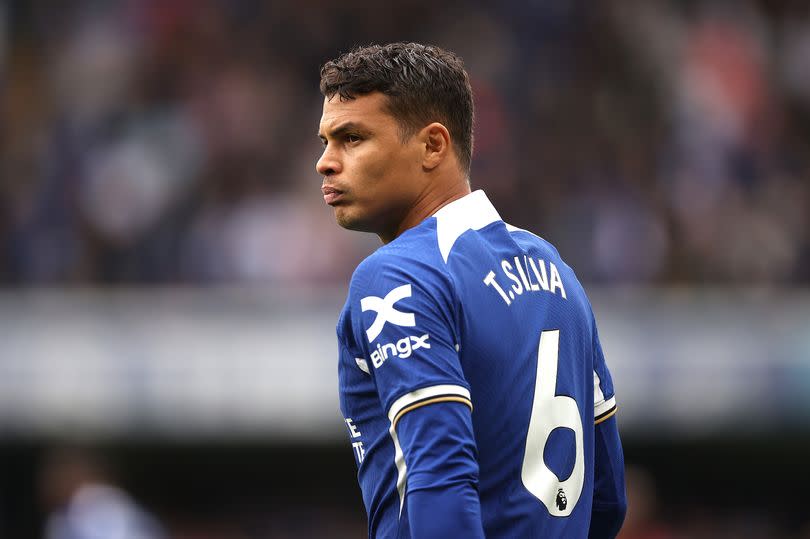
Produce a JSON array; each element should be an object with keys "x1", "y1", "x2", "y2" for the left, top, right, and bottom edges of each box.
[{"x1": 316, "y1": 145, "x2": 341, "y2": 177}]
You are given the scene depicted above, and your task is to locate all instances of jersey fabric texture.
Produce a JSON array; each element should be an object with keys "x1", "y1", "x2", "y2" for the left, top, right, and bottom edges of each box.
[{"x1": 336, "y1": 190, "x2": 626, "y2": 538}]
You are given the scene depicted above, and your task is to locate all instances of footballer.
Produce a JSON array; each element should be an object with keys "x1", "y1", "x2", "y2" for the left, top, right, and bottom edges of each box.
[{"x1": 316, "y1": 42, "x2": 627, "y2": 538}]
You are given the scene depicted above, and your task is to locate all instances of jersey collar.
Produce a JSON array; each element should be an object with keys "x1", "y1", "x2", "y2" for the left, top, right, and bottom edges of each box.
[{"x1": 433, "y1": 190, "x2": 502, "y2": 263}]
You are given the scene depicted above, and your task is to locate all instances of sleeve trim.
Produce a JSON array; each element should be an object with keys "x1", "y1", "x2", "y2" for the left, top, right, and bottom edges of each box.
[
  {"x1": 595, "y1": 407, "x2": 617, "y2": 425},
  {"x1": 595, "y1": 401, "x2": 618, "y2": 425},
  {"x1": 391, "y1": 396, "x2": 473, "y2": 429},
  {"x1": 594, "y1": 395, "x2": 616, "y2": 417},
  {"x1": 388, "y1": 384, "x2": 472, "y2": 428}
]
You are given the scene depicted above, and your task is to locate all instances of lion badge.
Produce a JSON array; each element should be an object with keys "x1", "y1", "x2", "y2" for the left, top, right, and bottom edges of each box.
[{"x1": 555, "y1": 488, "x2": 567, "y2": 511}]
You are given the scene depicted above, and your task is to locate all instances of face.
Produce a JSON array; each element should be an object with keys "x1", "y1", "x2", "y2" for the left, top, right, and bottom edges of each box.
[{"x1": 316, "y1": 92, "x2": 426, "y2": 241}]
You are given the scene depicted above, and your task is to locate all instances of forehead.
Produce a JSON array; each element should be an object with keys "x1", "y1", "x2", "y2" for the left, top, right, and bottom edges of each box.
[{"x1": 318, "y1": 92, "x2": 395, "y2": 132}]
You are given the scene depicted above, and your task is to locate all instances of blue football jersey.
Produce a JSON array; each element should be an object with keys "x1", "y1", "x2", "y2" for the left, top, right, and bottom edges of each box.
[{"x1": 337, "y1": 190, "x2": 623, "y2": 538}]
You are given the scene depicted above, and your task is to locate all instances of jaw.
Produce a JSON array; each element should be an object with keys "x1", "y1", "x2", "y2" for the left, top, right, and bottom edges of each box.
[
  {"x1": 333, "y1": 206, "x2": 362, "y2": 231},
  {"x1": 333, "y1": 199, "x2": 404, "y2": 242},
  {"x1": 333, "y1": 202, "x2": 374, "y2": 233}
]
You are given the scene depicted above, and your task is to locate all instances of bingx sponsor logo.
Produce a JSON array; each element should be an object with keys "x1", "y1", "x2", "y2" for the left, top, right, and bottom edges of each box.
[
  {"x1": 361, "y1": 284, "x2": 416, "y2": 342},
  {"x1": 370, "y1": 334, "x2": 431, "y2": 369}
]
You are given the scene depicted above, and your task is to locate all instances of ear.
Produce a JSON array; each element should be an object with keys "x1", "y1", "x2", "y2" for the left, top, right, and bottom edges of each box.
[{"x1": 421, "y1": 122, "x2": 452, "y2": 171}]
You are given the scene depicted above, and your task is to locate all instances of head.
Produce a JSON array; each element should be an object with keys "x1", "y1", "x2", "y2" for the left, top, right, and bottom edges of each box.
[{"x1": 316, "y1": 42, "x2": 474, "y2": 242}]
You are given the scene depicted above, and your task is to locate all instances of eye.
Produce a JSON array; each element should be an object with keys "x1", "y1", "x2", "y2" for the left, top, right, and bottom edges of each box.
[{"x1": 346, "y1": 134, "x2": 362, "y2": 144}]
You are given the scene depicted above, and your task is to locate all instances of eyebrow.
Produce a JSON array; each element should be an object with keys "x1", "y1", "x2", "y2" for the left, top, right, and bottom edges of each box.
[{"x1": 317, "y1": 121, "x2": 367, "y2": 140}]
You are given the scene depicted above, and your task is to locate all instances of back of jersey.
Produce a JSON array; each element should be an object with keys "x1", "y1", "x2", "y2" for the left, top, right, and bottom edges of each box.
[{"x1": 444, "y1": 213, "x2": 614, "y2": 537}]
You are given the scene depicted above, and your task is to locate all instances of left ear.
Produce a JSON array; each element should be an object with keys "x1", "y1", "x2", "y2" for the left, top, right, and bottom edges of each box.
[{"x1": 420, "y1": 122, "x2": 451, "y2": 171}]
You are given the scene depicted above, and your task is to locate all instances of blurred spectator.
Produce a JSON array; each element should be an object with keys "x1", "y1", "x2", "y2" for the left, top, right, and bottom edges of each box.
[{"x1": 39, "y1": 447, "x2": 166, "y2": 539}]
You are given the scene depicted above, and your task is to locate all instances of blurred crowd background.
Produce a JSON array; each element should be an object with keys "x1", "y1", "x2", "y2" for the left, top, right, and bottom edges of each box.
[
  {"x1": 3, "y1": 0, "x2": 810, "y2": 538},
  {"x1": 6, "y1": 0, "x2": 810, "y2": 287}
]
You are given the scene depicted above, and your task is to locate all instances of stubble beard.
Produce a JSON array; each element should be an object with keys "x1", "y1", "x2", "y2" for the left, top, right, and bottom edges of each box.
[
  {"x1": 334, "y1": 206, "x2": 367, "y2": 233},
  {"x1": 334, "y1": 204, "x2": 394, "y2": 240}
]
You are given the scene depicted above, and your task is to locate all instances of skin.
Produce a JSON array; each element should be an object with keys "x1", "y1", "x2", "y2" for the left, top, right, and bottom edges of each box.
[{"x1": 317, "y1": 92, "x2": 471, "y2": 244}]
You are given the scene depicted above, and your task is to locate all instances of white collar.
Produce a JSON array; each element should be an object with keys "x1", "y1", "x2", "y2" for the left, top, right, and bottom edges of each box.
[{"x1": 433, "y1": 190, "x2": 501, "y2": 263}]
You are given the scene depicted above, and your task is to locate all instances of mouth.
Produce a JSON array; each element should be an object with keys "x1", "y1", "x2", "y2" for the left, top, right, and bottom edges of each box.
[{"x1": 321, "y1": 185, "x2": 344, "y2": 206}]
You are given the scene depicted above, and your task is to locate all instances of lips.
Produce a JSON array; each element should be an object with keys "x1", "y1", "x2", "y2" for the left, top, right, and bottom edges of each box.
[{"x1": 322, "y1": 185, "x2": 344, "y2": 205}]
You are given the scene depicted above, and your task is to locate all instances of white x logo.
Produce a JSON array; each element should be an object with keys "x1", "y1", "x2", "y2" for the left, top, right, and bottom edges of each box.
[
  {"x1": 410, "y1": 334, "x2": 431, "y2": 350},
  {"x1": 360, "y1": 284, "x2": 416, "y2": 342}
]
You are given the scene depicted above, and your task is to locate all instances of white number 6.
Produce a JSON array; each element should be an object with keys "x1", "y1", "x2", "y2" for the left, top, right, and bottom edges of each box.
[{"x1": 521, "y1": 329, "x2": 584, "y2": 516}]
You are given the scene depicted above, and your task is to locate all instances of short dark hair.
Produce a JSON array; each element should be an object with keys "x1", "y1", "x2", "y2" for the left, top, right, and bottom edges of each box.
[{"x1": 320, "y1": 42, "x2": 474, "y2": 174}]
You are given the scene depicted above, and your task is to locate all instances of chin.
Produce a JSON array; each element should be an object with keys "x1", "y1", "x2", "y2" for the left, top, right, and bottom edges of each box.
[
  {"x1": 335, "y1": 208, "x2": 377, "y2": 235},
  {"x1": 334, "y1": 209, "x2": 363, "y2": 231}
]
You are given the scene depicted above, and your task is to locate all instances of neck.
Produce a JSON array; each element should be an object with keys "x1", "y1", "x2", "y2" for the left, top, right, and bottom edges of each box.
[{"x1": 379, "y1": 177, "x2": 471, "y2": 244}]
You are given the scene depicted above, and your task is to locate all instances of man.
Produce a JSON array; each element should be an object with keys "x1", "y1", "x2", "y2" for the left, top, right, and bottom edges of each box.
[{"x1": 317, "y1": 42, "x2": 626, "y2": 538}]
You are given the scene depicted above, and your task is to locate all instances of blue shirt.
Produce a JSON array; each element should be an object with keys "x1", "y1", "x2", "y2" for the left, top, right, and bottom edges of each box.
[{"x1": 337, "y1": 190, "x2": 626, "y2": 538}]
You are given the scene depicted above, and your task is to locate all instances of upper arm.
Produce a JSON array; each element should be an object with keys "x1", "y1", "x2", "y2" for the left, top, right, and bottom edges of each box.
[
  {"x1": 589, "y1": 319, "x2": 626, "y2": 537},
  {"x1": 347, "y1": 253, "x2": 472, "y2": 420},
  {"x1": 347, "y1": 253, "x2": 484, "y2": 532},
  {"x1": 592, "y1": 319, "x2": 618, "y2": 425}
]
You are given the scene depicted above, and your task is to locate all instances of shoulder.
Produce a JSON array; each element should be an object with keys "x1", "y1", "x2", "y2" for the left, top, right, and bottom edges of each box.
[
  {"x1": 503, "y1": 222, "x2": 558, "y2": 255},
  {"x1": 342, "y1": 231, "x2": 461, "y2": 352},
  {"x1": 506, "y1": 221, "x2": 593, "y2": 307},
  {"x1": 348, "y1": 226, "x2": 450, "y2": 298},
  {"x1": 344, "y1": 229, "x2": 459, "y2": 341}
]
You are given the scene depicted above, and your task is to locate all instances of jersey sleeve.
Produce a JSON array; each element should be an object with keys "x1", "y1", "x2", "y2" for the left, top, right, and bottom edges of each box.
[
  {"x1": 592, "y1": 318, "x2": 618, "y2": 425},
  {"x1": 589, "y1": 415, "x2": 627, "y2": 539},
  {"x1": 589, "y1": 314, "x2": 627, "y2": 538},
  {"x1": 397, "y1": 402, "x2": 485, "y2": 538},
  {"x1": 347, "y1": 252, "x2": 472, "y2": 426}
]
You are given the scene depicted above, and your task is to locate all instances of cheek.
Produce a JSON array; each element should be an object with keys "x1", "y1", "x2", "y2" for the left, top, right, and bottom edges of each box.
[
  {"x1": 358, "y1": 154, "x2": 390, "y2": 185},
  {"x1": 376, "y1": 144, "x2": 420, "y2": 185},
  {"x1": 352, "y1": 146, "x2": 404, "y2": 192}
]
